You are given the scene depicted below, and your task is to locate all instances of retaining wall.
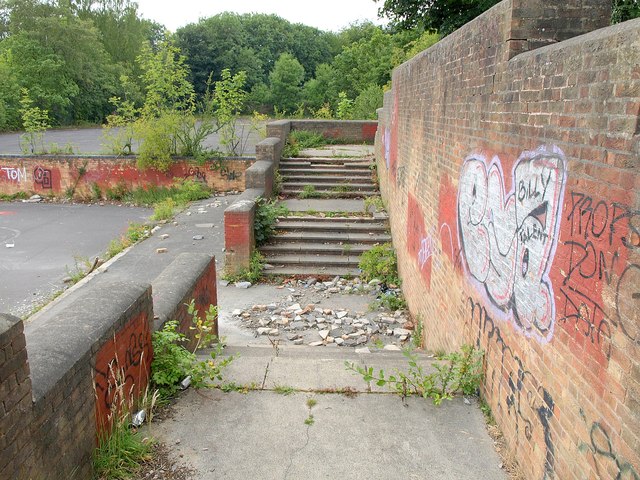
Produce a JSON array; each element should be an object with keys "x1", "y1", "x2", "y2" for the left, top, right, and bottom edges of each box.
[
  {"x1": 0, "y1": 155, "x2": 252, "y2": 198},
  {"x1": 375, "y1": 1, "x2": 639, "y2": 479},
  {"x1": 0, "y1": 253, "x2": 218, "y2": 478}
]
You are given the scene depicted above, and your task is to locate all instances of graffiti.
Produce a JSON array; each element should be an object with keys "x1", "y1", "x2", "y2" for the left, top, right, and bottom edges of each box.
[
  {"x1": 1, "y1": 166, "x2": 27, "y2": 183},
  {"x1": 209, "y1": 161, "x2": 240, "y2": 181},
  {"x1": 383, "y1": 127, "x2": 391, "y2": 169},
  {"x1": 556, "y1": 190, "x2": 640, "y2": 361},
  {"x1": 187, "y1": 166, "x2": 206, "y2": 182},
  {"x1": 94, "y1": 312, "x2": 152, "y2": 430},
  {"x1": 458, "y1": 146, "x2": 566, "y2": 342},
  {"x1": 33, "y1": 166, "x2": 52, "y2": 189},
  {"x1": 468, "y1": 298, "x2": 556, "y2": 479},
  {"x1": 579, "y1": 414, "x2": 639, "y2": 480}
]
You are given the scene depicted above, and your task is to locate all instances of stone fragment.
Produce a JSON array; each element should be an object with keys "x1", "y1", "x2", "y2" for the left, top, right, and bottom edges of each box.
[
  {"x1": 232, "y1": 309, "x2": 242, "y2": 316},
  {"x1": 318, "y1": 330, "x2": 329, "y2": 340},
  {"x1": 160, "y1": 234, "x2": 169, "y2": 240},
  {"x1": 192, "y1": 235, "x2": 204, "y2": 240},
  {"x1": 235, "y1": 281, "x2": 252, "y2": 288},
  {"x1": 156, "y1": 247, "x2": 168, "y2": 254},
  {"x1": 394, "y1": 328, "x2": 412, "y2": 337},
  {"x1": 368, "y1": 279, "x2": 382, "y2": 286},
  {"x1": 263, "y1": 263, "x2": 275, "y2": 270},
  {"x1": 334, "y1": 338, "x2": 345, "y2": 345},
  {"x1": 309, "y1": 341, "x2": 323, "y2": 347},
  {"x1": 287, "y1": 303, "x2": 301, "y2": 311},
  {"x1": 195, "y1": 223, "x2": 214, "y2": 228},
  {"x1": 293, "y1": 338, "x2": 304, "y2": 345},
  {"x1": 257, "y1": 328, "x2": 270, "y2": 335},
  {"x1": 336, "y1": 311, "x2": 348, "y2": 319},
  {"x1": 383, "y1": 345, "x2": 401, "y2": 351},
  {"x1": 355, "y1": 347, "x2": 371, "y2": 354}
]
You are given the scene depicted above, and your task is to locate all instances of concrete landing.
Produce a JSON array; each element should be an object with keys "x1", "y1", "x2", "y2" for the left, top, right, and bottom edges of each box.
[
  {"x1": 283, "y1": 198, "x2": 365, "y2": 213},
  {"x1": 299, "y1": 144, "x2": 375, "y2": 157},
  {"x1": 148, "y1": 345, "x2": 507, "y2": 480}
]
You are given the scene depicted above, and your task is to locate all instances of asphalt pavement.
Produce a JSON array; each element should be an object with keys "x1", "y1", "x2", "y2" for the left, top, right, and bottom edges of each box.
[
  {"x1": 0, "y1": 201, "x2": 151, "y2": 317},
  {"x1": 0, "y1": 120, "x2": 263, "y2": 155}
]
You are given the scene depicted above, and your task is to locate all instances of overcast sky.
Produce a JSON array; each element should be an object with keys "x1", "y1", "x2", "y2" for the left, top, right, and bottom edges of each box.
[{"x1": 136, "y1": 0, "x2": 385, "y2": 33}]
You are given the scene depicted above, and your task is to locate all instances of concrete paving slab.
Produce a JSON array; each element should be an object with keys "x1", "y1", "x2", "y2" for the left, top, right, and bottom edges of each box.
[
  {"x1": 300, "y1": 145, "x2": 375, "y2": 157},
  {"x1": 282, "y1": 198, "x2": 365, "y2": 213},
  {"x1": 149, "y1": 387, "x2": 505, "y2": 480}
]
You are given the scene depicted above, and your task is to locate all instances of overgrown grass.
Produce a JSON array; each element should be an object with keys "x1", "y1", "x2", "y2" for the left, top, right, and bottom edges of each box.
[
  {"x1": 93, "y1": 417, "x2": 153, "y2": 479},
  {"x1": 106, "y1": 223, "x2": 150, "y2": 259},
  {"x1": 151, "y1": 198, "x2": 176, "y2": 221},
  {"x1": 105, "y1": 179, "x2": 210, "y2": 208},
  {"x1": 0, "y1": 191, "x2": 30, "y2": 201},
  {"x1": 283, "y1": 130, "x2": 327, "y2": 157},
  {"x1": 223, "y1": 251, "x2": 265, "y2": 284}
]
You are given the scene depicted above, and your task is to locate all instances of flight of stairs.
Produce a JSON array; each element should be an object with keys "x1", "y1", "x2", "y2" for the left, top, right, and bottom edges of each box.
[
  {"x1": 278, "y1": 157, "x2": 377, "y2": 198},
  {"x1": 260, "y1": 155, "x2": 389, "y2": 277}
]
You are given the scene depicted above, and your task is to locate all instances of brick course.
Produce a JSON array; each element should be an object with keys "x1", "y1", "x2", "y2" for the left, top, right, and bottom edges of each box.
[{"x1": 375, "y1": 1, "x2": 639, "y2": 478}]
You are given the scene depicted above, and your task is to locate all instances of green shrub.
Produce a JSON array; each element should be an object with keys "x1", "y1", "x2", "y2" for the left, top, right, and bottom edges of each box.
[
  {"x1": 105, "y1": 182, "x2": 129, "y2": 201},
  {"x1": 283, "y1": 129, "x2": 327, "y2": 157},
  {"x1": 254, "y1": 198, "x2": 289, "y2": 246},
  {"x1": 345, "y1": 345, "x2": 484, "y2": 405},
  {"x1": 359, "y1": 243, "x2": 400, "y2": 286},
  {"x1": 352, "y1": 85, "x2": 384, "y2": 120},
  {"x1": 151, "y1": 303, "x2": 234, "y2": 399}
]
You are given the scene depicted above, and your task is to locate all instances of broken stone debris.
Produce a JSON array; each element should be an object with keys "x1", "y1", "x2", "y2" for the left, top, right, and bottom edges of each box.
[{"x1": 232, "y1": 276, "x2": 411, "y2": 348}]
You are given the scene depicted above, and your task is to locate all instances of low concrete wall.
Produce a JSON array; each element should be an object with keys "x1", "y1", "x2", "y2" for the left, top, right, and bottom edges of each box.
[
  {"x1": 0, "y1": 254, "x2": 219, "y2": 478},
  {"x1": 289, "y1": 120, "x2": 377, "y2": 143},
  {"x1": 0, "y1": 155, "x2": 253, "y2": 198}
]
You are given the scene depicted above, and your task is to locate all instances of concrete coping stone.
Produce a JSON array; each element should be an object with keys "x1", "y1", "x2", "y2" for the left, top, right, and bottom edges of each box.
[
  {"x1": 224, "y1": 188, "x2": 264, "y2": 214},
  {"x1": 0, "y1": 313, "x2": 21, "y2": 341},
  {"x1": 24, "y1": 276, "x2": 151, "y2": 401},
  {"x1": 256, "y1": 137, "x2": 281, "y2": 148},
  {"x1": 152, "y1": 252, "x2": 214, "y2": 332},
  {"x1": 266, "y1": 119, "x2": 290, "y2": 127}
]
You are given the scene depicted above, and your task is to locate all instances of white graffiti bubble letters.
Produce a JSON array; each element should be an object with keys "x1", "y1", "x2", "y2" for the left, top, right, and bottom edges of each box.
[
  {"x1": 1, "y1": 167, "x2": 27, "y2": 183},
  {"x1": 458, "y1": 146, "x2": 566, "y2": 343}
]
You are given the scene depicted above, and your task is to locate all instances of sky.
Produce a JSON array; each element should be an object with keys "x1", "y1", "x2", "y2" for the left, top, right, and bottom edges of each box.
[{"x1": 136, "y1": 0, "x2": 385, "y2": 33}]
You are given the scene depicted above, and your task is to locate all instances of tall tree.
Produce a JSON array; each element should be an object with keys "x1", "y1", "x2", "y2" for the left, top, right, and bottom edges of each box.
[
  {"x1": 374, "y1": 0, "x2": 501, "y2": 36},
  {"x1": 268, "y1": 53, "x2": 305, "y2": 113}
]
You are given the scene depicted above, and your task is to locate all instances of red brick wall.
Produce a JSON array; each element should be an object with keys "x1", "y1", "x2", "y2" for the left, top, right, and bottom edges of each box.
[
  {"x1": 94, "y1": 310, "x2": 152, "y2": 432},
  {"x1": 0, "y1": 156, "x2": 252, "y2": 198},
  {"x1": 376, "y1": 1, "x2": 639, "y2": 478}
]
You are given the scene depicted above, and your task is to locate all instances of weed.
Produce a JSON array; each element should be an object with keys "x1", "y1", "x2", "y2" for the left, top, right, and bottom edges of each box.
[
  {"x1": 122, "y1": 179, "x2": 210, "y2": 207},
  {"x1": 273, "y1": 171, "x2": 284, "y2": 196},
  {"x1": 152, "y1": 198, "x2": 176, "y2": 221},
  {"x1": 359, "y1": 243, "x2": 400, "y2": 286},
  {"x1": 306, "y1": 398, "x2": 317, "y2": 408},
  {"x1": 274, "y1": 385, "x2": 295, "y2": 395},
  {"x1": 372, "y1": 292, "x2": 407, "y2": 311},
  {"x1": 222, "y1": 251, "x2": 264, "y2": 284},
  {"x1": 304, "y1": 415, "x2": 315, "y2": 426},
  {"x1": 90, "y1": 182, "x2": 103, "y2": 201},
  {"x1": 364, "y1": 196, "x2": 385, "y2": 214},
  {"x1": 298, "y1": 185, "x2": 326, "y2": 199},
  {"x1": 342, "y1": 244, "x2": 352, "y2": 256},
  {"x1": 106, "y1": 182, "x2": 129, "y2": 201},
  {"x1": 65, "y1": 256, "x2": 92, "y2": 285},
  {"x1": 106, "y1": 238, "x2": 126, "y2": 259},
  {"x1": 0, "y1": 191, "x2": 29, "y2": 201},
  {"x1": 219, "y1": 382, "x2": 255, "y2": 393},
  {"x1": 93, "y1": 355, "x2": 155, "y2": 479},
  {"x1": 304, "y1": 396, "x2": 317, "y2": 426},
  {"x1": 254, "y1": 197, "x2": 289, "y2": 247},
  {"x1": 412, "y1": 315, "x2": 424, "y2": 349},
  {"x1": 125, "y1": 223, "x2": 148, "y2": 244},
  {"x1": 345, "y1": 345, "x2": 483, "y2": 405},
  {"x1": 332, "y1": 184, "x2": 354, "y2": 193},
  {"x1": 283, "y1": 130, "x2": 327, "y2": 158},
  {"x1": 479, "y1": 398, "x2": 496, "y2": 426},
  {"x1": 151, "y1": 302, "x2": 235, "y2": 400}
]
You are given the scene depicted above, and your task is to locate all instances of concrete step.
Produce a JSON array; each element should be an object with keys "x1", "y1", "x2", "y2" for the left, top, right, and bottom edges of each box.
[
  {"x1": 279, "y1": 168, "x2": 372, "y2": 176},
  {"x1": 275, "y1": 220, "x2": 387, "y2": 233},
  {"x1": 261, "y1": 242, "x2": 372, "y2": 255},
  {"x1": 272, "y1": 231, "x2": 391, "y2": 244},
  {"x1": 282, "y1": 175, "x2": 374, "y2": 184},
  {"x1": 279, "y1": 160, "x2": 371, "y2": 168},
  {"x1": 262, "y1": 253, "x2": 360, "y2": 267},
  {"x1": 281, "y1": 190, "x2": 374, "y2": 199},
  {"x1": 261, "y1": 265, "x2": 361, "y2": 277},
  {"x1": 276, "y1": 216, "x2": 380, "y2": 223},
  {"x1": 282, "y1": 184, "x2": 377, "y2": 193}
]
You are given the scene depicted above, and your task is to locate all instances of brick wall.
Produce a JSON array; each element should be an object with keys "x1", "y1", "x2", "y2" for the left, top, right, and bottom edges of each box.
[
  {"x1": 290, "y1": 120, "x2": 377, "y2": 143},
  {"x1": 375, "y1": 1, "x2": 639, "y2": 478},
  {"x1": 0, "y1": 254, "x2": 219, "y2": 477},
  {"x1": 0, "y1": 155, "x2": 252, "y2": 198}
]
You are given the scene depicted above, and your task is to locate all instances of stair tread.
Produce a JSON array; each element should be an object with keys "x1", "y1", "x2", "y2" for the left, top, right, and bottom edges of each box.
[
  {"x1": 261, "y1": 243, "x2": 371, "y2": 253},
  {"x1": 275, "y1": 222, "x2": 387, "y2": 232},
  {"x1": 262, "y1": 266, "x2": 361, "y2": 277},
  {"x1": 276, "y1": 216, "x2": 380, "y2": 222},
  {"x1": 273, "y1": 231, "x2": 391, "y2": 242}
]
